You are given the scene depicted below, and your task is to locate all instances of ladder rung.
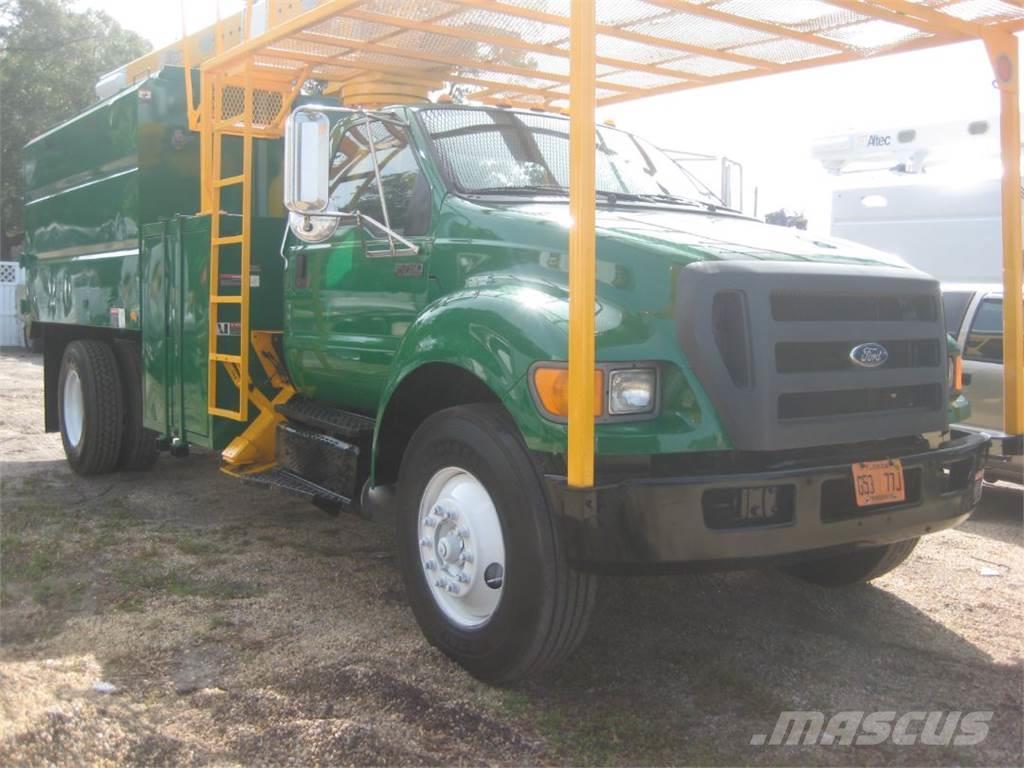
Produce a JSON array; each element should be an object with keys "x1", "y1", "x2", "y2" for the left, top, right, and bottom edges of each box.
[
  {"x1": 211, "y1": 295, "x2": 243, "y2": 304},
  {"x1": 213, "y1": 235, "x2": 244, "y2": 246},
  {"x1": 214, "y1": 175, "x2": 246, "y2": 188},
  {"x1": 209, "y1": 406, "x2": 244, "y2": 421},
  {"x1": 210, "y1": 353, "x2": 243, "y2": 364}
]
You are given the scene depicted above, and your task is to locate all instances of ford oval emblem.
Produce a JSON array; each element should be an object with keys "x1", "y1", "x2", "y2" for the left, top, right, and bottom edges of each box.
[{"x1": 850, "y1": 342, "x2": 889, "y2": 368}]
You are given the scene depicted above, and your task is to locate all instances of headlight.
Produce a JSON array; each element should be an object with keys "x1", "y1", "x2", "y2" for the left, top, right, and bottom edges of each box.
[
  {"x1": 530, "y1": 364, "x2": 660, "y2": 420},
  {"x1": 608, "y1": 369, "x2": 657, "y2": 415}
]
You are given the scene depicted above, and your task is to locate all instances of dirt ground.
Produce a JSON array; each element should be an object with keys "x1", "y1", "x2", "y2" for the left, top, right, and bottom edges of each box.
[{"x1": 0, "y1": 348, "x2": 1021, "y2": 767}]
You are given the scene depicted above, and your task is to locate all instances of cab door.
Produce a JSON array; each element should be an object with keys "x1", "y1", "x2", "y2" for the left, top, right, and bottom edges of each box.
[{"x1": 285, "y1": 116, "x2": 432, "y2": 412}]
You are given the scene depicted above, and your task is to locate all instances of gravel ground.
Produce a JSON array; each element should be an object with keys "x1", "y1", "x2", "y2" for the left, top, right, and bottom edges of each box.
[{"x1": 1, "y1": 347, "x2": 1021, "y2": 766}]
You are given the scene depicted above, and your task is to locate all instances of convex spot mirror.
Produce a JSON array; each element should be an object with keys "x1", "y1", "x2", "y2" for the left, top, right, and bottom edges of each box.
[{"x1": 284, "y1": 108, "x2": 330, "y2": 214}]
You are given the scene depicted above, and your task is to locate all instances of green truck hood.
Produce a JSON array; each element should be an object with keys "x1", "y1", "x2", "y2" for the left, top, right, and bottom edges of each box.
[{"x1": 478, "y1": 200, "x2": 913, "y2": 269}]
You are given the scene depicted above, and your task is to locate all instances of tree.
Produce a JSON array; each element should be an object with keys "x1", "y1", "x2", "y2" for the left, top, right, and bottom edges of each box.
[{"x1": 0, "y1": 0, "x2": 151, "y2": 259}]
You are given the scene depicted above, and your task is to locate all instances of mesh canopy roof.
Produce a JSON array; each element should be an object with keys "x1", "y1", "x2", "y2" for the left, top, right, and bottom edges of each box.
[{"x1": 207, "y1": 0, "x2": 1024, "y2": 110}]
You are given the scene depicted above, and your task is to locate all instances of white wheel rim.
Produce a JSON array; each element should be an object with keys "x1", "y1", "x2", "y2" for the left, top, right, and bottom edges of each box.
[
  {"x1": 63, "y1": 369, "x2": 84, "y2": 449},
  {"x1": 418, "y1": 467, "x2": 505, "y2": 629}
]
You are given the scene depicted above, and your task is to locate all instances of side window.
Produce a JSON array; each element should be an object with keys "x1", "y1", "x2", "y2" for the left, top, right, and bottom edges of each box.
[
  {"x1": 941, "y1": 291, "x2": 972, "y2": 337},
  {"x1": 328, "y1": 120, "x2": 424, "y2": 236},
  {"x1": 964, "y1": 298, "x2": 1003, "y2": 364}
]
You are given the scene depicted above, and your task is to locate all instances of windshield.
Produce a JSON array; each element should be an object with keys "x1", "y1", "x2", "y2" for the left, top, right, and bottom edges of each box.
[{"x1": 418, "y1": 107, "x2": 721, "y2": 206}]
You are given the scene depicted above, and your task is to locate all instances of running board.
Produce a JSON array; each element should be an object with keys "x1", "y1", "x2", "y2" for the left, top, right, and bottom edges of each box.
[
  {"x1": 241, "y1": 468, "x2": 353, "y2": 515},
  {"x1": 276, "y1": 397, "x2": 375, "y2": 441}
]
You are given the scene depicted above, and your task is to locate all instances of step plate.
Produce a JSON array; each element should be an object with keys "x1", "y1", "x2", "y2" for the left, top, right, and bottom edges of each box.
[
  {"x1": 277, "y1": 397, "x2": 375, "y2": 440},
  {"x1": 242, "y1": 468, "x2": 352, "y2": 508}
]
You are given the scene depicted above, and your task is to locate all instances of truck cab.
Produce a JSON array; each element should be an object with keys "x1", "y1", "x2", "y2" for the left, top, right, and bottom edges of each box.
[{"x1": 22, "y1": 82, "x2": 989, "y2": 683}]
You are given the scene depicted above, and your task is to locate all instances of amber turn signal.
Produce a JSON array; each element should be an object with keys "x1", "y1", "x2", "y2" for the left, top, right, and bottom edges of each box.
[
  {"x1": 533, "y1": 367, "x2": 604, "y2": 419},
  {"x1": 949, "y1": 354, "x2": 963, "y2": 393}
]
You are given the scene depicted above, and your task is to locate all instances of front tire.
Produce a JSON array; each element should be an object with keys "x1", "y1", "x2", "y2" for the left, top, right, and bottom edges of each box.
[
  {"x1": 58, "y1": 340, "x2": 125, "y2": 476},
  {"x1": 396, "y1": 404, "x2": 597, "y2": 683},
  {"x1": 783, "y1": 538, "x2": 919, "y2": 587}
]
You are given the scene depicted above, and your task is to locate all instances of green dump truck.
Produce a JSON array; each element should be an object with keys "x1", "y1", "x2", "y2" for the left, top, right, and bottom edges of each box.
[{"x1": 22, "y1": 66, "x2": 986, "y2": 683}]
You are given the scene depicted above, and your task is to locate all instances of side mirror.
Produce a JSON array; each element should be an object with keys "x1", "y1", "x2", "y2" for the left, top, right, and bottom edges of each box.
[{"x1": 284, "y1": 108, "x2": 330, "y2": 214}]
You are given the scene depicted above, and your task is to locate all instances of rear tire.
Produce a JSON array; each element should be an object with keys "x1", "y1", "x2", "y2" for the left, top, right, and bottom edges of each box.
[
  {"x1": 396, "y1": 404, "x2": 598, "y2": 684},
  {"x1": 113, "y1": 341, "x2": 159, "y2": 471},
  {"x1": 58, "y1": 340, "x2": 125, "y2": 476},
  {"x1": 783, "y1": 538, "x2": 919, "y2": 587}
]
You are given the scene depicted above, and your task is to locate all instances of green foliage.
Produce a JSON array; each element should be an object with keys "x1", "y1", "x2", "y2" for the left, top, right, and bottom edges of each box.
[{"x1": 0, "y1": 0, "x2": 151, "y2": 255}]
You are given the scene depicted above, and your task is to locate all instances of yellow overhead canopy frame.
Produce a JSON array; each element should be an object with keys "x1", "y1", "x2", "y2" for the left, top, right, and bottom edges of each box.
[{"x1": 169, "y1": 0, "x2": 1024, "y2": 486}]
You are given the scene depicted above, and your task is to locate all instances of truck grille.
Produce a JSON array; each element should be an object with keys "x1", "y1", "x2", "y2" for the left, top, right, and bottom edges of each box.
[
  {"x1": 675, "y1": 262, "x2": 949, "y2": 452},
  {"x1": 771, "y1": 292, "x2": 937, "y2": 323},
  {"x1": 778, "y1": 384, "x2": 942, "y2": 420},
  {"x1": 775, "y1": 338, "x2": 941, "y2": 373}
]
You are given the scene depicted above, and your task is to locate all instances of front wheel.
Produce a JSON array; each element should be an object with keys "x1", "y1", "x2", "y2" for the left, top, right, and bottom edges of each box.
[
  {"x1": 396, "y1": 404, "x2": 597, "y2": 684},
  {"x1": 783, "y1": 538, "x2": 919, "y2": 587}
]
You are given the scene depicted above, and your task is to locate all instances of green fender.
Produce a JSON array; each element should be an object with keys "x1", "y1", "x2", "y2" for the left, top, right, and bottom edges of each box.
[
  {"x1": 371, "y1": 275, "x2": 731, "y2": 477},
  {"x1": 373, "y1": 279, "x2": 571, "y2": 465}
]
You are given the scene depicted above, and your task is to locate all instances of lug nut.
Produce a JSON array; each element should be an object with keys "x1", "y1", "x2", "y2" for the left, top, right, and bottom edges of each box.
[
  {"x1": 434, "y1": 578, "x2": 446, "y2": 588},
  {"x1": 423, "y1": 516, "x2": 437, "y2": 528},
  {"x1": 424, "y1": 560, "x2": 437, "y2": 570},
  {"x1": 446, "y1": 583, "x2": 461, "y2": 594},
  {"x1": 460, "y1": 552, "x2": 474, "y2": 564},
  {"x1": 457, "y1": 528, "x2": 470, "y2": 539},
  {"x1": 456, "y1": 573, "x2": 470, "y2": 584},
  {"x1": 420, "y1": 537, "x2": 431, "y2": 547}
]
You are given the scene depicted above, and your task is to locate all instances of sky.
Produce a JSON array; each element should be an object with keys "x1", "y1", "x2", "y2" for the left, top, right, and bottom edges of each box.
[{"x1": 77, "y1": 1, "x2": 1012, "y2": 232}]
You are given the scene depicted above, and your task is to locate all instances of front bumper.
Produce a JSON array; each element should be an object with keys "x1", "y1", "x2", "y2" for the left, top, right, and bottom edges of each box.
[
  {"x1": 548, "y1": 430, "x2": 989, "y2": 571},
  {"x1": 955, "y1": 424, "x2": 1023, "y2": 484}
]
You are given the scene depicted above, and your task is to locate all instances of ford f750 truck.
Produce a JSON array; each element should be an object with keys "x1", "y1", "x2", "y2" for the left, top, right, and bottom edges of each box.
[{"x1": 22, "y1": 66, "x2": 986, "y2": 683}]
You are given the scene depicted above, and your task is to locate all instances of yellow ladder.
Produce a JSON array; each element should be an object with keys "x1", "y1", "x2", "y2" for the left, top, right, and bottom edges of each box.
[{"x1": 207, "y1": 70, "x2": 255, "y2": 422}]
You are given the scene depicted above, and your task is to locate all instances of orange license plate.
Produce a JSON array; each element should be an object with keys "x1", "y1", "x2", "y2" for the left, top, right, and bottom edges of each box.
[{"x1": 852, "y1": 459, "x2": 906, "y2": 507}]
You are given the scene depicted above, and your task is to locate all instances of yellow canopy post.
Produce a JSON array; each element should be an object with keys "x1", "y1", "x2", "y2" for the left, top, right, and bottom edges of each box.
[
  {"x1": 567, "y1": 0, "x2": 596, "y2": 489},
  {"x1": 984, "y1": 32, "x2": 1024, "y2": 436}
]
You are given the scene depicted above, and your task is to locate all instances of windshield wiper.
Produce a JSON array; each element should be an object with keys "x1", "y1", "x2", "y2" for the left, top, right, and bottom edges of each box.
[
  {"x1": 467, "y1": 186, "x2": 627, "y2": 206},
  {"x1": 615, "y1": 192, "x2": 722, "y2": 211},
  {"x1": 466, "y1": 186, "x2": 721, "y2": 211},
  {"x1": 467, "y1": 185, "x2": 569, "y2": 196},
  {"x1": 468, "y1": 186, "x2": 642, "y2": 205}
]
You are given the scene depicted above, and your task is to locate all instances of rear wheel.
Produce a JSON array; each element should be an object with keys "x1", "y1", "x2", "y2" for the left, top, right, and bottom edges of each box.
[
  {"x1": 113, "y1": 341, "x2": 159, "y2": 471},
  {"x1": 783, "y1": 538, "x2": 919, "y2": 587},
  {"x1": 58, "y1": 340, "x2": 124, "y2": 476},
  {"x1": 396, "y1": 404, "x2": 597, "y2": 684}
]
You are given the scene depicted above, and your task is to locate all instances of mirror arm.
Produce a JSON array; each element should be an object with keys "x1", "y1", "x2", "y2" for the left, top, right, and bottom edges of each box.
[
  {"x1": 356, "y1": 212, "x2": 420, "y2": 256},
  {"x1": 296, "y1": 210, "x2": 420, "y2": 256},
  {"x1": 361, "y1": 112, "x2": 400, "y2": 258}
]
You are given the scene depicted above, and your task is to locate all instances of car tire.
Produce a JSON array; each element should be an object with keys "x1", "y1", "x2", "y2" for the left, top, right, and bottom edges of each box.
[
  {"x1": 113, "y1": 341, "x2": 159, "y2": 471},
  {"x1": 58, "y1": 340, "x2": 125, "y2": 476},
  {"x1": 396, "y1": 403, "x2": 598, "y2": 684},
  {"x1": 783, "y1": 538, "x2": 919, "y2": 587}
]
